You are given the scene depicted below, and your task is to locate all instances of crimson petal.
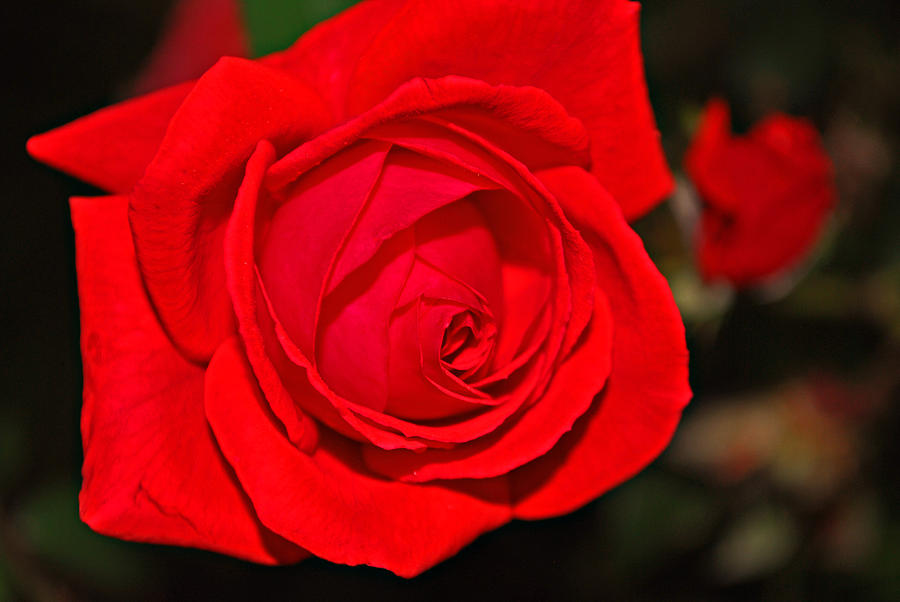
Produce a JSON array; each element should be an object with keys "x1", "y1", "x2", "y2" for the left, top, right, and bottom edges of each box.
[
  {"x1": 343, "y1": 0, "x2": 671, "y2": 218},
  {"x1": 205, "y1": 336, "x2": 511, "y2": 577},
  {"x1": 27, "y1": 82, "x2": 193, "y2": 193},
  {"x1": 364, "y1": 289, "x2": 614, "y2": 482},
  {"x1": 512, "y1": 166, "x2": 691, "y2": 518},
  {"x1": 72, "y1": 194, "x2": 304, "y2": 564},
  {"x1": 130, "y1": 57, "x2": 330, "y2": 361}
]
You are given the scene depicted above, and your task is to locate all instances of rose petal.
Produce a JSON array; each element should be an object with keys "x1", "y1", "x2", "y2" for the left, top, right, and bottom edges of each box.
[
  {"x1": 225, "y1": 142, "x2": 427, "y2": 452},
  {"x1": 383, "y1": 299, "x2": 494, "y2": 421},
  {"x1": 26, "y1": 82, "x2": 193, "y2": 193},
  {"x1": 130, "y1": 56, "x2": 330, "y2": 361},
  {"x1": 259, "y1": 140, "x2": 391, "y2": 359},
  {"x1": 379, "y1": 106, "x2": 596, "y2": 363},
  {"x1": 72, "y1": 194, "x2": 304, "y2": 564},
  {"x1": 511, "y1": 166, "x2": 691, "y2": 519},
  {"x1": 267, "y1": 0, "x2": 407, "y2": 112},
  {"x1": 326, "y1": 149, "x2": 498, "y2": 293},
  {"x1": 316, "y1": 230, "x2": 415, "y2": 412},
  {"x1": 344, "y1": 0, "x2": 671, "y2": 218},
  {"x1": 366, "y1": 118, "x2": 539, "y2": 192},
  {"x1": 337, "y1": 346, "x2": 546, "y2": 446},
  {"x1": 363, "y1": 288, "x2": 614, "y2": 481},
  {"x1": 260, "y1": 275, "x2": 432, "y2": 452},
  {"x1": 412, "y1": 199, "x2": 503, "y2": 325},
  {"x1": 265, "y1": 75, "x2": 589, "y2": 194},
  {"x1": 205, "y1": 336, "x2": 511, "y2": 577},
  {"x1": 394, "y1": 254, "x2": 487, "y2": 311},
  {"x1": 280, "y1": 279, "x2": 543, "y2": 448},
  {"x1": 223, "y1": 140, "x2": 320, "y2": 451},
  {"x1": 472, "y1": 190, "x2": 553, "y2": 371},
  {"x1": 373, "y1": 111, "x2": 596, "y2": 386}
]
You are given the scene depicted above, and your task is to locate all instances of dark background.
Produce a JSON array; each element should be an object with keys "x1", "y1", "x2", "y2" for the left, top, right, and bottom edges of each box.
[{"x1": 1, "y1": 0, "x2": 898, "y2": 600}]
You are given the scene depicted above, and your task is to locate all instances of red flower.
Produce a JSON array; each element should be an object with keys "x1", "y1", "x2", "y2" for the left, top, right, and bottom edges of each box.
[
  {"x1": 685, "y1": 98, "x2": 836, "y2": 287},
  {"x1": 28, "y1": 0, "x2": 690, "y2": 576}
]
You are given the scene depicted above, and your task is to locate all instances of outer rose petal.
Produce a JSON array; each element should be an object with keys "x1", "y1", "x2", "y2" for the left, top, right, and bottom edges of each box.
[
  {"x1": 26, "y1": 82, "x2": 193, "y2": 193},
  {"x1": 331, "y1": 0, "x2": 671, "y2": 218},
  {"x1": 268, "y1": 0, "x2": 407, "y2": 108},
  {"x1": 24, "y1": 0, "x2": 399, "y2": 191},
  {"x1": 71, "y1": 194, "x2": 304, "y2": 564},
  {"x1": 511, "y1": 167, "x2": 691, "y2": 518},
  {"x1": 130, "y1": 56, "x2": 330, "y2": 362},
  {"x1": 205, "y1": 337, "x2": 511, "y2": 577}
]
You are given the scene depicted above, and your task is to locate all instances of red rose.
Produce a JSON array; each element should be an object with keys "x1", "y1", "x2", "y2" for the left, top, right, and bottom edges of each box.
[
  {"x1": 28, "y1": 0, "x2": 690, "y2": 576},
  {"x1": 685, "y1": 98, "x2": 836, "y2": 287}
]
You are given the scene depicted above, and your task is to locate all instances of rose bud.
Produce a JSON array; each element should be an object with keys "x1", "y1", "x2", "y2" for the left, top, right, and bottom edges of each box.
[
  {"x1": 685, "y1": 98, "x2": 836, "y2": 288},
  {"x1": 28, "y1": 0, "x2": 691, "y2": 576}
]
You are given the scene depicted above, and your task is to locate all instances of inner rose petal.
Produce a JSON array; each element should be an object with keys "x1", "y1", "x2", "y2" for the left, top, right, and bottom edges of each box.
[
  {"x1": 416, "y1": 301, "x2": 496, "y2": 402},
  {"x1": 232, "y1": 149, "x2": 542, "y2": 450},
  {"x1": 473, "y1": 190, "x2": 553, "y2": 372},
  {"x1": 325, "y1": 148, "x2": 499, "y2": 294},
  {"x1": 412, "y1": 199, "x2": 503, "y2": 326},
  {"x1": 441, "y1": 310, "x2": 496, "y2": 378},
  {"x1": 259, "y1": 140, "x2": 390, "y2": 359},
  {"x1": 303, "y1": 169, "x2": 570, "y2": 425},
  {"x1": 383, "y1": 299, "x2": 493, "y2": 422},
  {"x1": 305, "y1": 180, "x2": 560, "y2": 434},
  {"x1": 315, "y1": 231, "x2": 415, "y2": 412},
  {"x1": 365, "y1": 114, "x2": 593, "y2": 366},
  {"x1": 251, "y1": 79, "x2": 597, "y2": 451}
]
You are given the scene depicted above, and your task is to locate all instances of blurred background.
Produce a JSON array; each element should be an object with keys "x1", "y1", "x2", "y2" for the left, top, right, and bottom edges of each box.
[{"x1": 1, "y1": 0, "x2": 898, "y2": 599}]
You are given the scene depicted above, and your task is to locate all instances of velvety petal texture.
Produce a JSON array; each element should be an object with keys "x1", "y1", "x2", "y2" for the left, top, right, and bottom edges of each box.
[
  {"x1": 512, "y1": 167, "x2": 691, "y2": 517},
  {"x1": 205, "y1": 336, "x2": 511, "y2": 578},
  {"x1": 281, "y1": 0, "x2": 672, "y2": 218},
  {"x1": 26, "y1": 83, "x2": 193, "y2": 193},
  {"x1": 685, "y1": 99, "x2": 836, "y2": 287},
  {"x1": 30, "y1": 0, "x2": 689, "y2": 578},
  {"x1": 72, "y1": 195, "x2": 304, "y2": 564},
  {"x1": 129, "y1": 57, "x2": 330, "y2": 361}
]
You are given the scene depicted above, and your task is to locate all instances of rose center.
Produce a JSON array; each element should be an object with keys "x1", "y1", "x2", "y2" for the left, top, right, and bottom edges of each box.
[{"x1": 440, "y1": 309, "x2": 496, "y2": 380}]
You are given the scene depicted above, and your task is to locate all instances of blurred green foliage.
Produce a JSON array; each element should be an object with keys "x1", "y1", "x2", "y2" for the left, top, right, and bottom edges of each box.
[
  {"x1": 15, "y1": 482, "x2": 155, "y2": 596},
  {"x1": 240, "y1": 0, "x2": 359, "y2": 56}
]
